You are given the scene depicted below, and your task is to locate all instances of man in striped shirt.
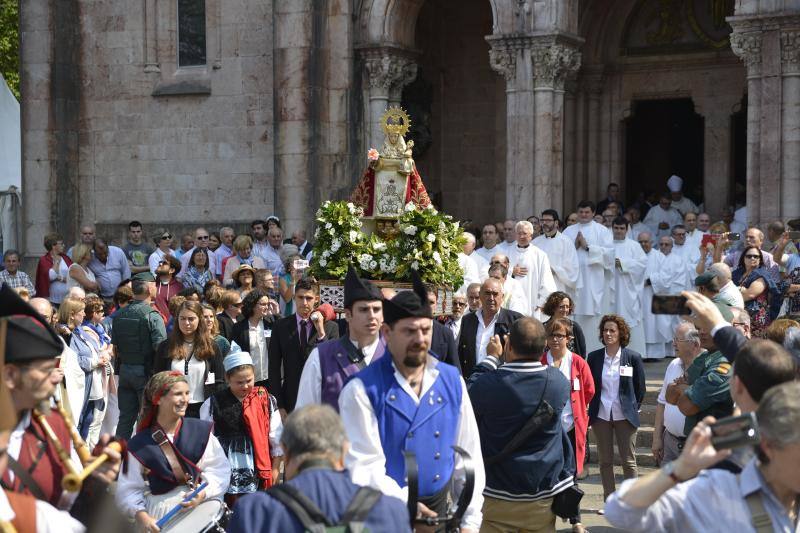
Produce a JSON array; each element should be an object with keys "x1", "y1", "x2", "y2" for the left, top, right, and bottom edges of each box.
[{"x1": 0, "y1": 250, "x2": 35, "y2": 296}]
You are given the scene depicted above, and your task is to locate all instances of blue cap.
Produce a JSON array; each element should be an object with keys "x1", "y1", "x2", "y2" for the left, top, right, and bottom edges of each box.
[{"x1": 223, "y1": 342, "x2": 253, "y2": 372}]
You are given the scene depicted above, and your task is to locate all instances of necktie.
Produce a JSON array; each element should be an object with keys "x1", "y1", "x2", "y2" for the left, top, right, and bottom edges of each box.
[{"x1": 299, "y1": 320, "x2": 308, "y2": 352}]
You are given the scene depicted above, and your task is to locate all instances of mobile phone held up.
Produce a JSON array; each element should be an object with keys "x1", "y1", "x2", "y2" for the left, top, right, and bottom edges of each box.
[
  {"x1": 710, "y1": 413, "x2": 760, "y2": 450},
  {"x1": 293, "y1": 259, "x2": 309, "y2": 270},
  {"x1": 651, "y1": 295, "x2": 690, "y2": 315}
]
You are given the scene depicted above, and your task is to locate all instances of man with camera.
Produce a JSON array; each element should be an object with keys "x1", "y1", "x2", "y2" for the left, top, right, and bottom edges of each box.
[
  {"x1": 605, "y1": 381, "x2": 800, "y2": 531},
  {"x1": 467, "y1": 317, "x2": 577, "y2": 533}
]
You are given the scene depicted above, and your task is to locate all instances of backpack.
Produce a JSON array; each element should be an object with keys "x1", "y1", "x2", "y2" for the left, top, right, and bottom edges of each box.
[{"x1": 268, "y1": 483, "x2": 382, "y2": 533}]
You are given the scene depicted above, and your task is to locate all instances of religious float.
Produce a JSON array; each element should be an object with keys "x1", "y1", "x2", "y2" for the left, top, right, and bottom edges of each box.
[{"x1": 310, "y1": 107, "x2": 465, "y2": 314}]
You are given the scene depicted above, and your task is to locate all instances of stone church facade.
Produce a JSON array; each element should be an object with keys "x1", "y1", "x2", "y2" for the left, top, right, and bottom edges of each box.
[{"x1": 18, "y1": 0, "x2": 800, "y2": 259}]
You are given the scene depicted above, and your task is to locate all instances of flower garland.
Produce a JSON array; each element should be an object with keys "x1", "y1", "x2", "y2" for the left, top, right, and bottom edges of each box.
[{"x1": 310, "y1": 201, "x2": 465, "y2": 288}]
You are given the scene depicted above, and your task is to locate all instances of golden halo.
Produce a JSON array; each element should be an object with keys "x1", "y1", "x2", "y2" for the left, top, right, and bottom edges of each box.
[{"x1": 381, "y1": 107, "x2": 411, "y2": 137}]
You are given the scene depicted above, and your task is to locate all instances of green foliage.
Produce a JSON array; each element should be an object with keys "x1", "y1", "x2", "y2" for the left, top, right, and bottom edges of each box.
[
  {"x1": 0, "y1": 0, "x2": 19, "y2": 100},
  {"x1": 310, "y1": 200, "x2": 465, "y2": 289}
]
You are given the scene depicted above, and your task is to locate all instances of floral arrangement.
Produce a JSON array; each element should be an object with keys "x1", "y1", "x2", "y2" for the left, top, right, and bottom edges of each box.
[{"x1": 310, "y1": 200, "x2": 465, "y2": 288}]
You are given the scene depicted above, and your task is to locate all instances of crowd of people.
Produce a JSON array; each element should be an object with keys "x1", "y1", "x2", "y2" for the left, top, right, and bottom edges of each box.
[{"x1": 2, "y1": 174, "x2": 800, "y2": 532}]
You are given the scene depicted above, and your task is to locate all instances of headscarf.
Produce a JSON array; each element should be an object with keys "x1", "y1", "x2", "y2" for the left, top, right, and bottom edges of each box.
[{"x1": 137, "y1": 370, "x2": 188, "y2": 431}]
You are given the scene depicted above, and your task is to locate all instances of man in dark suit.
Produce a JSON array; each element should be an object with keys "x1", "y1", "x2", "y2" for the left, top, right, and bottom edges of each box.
[
  {"x1": 287, "y1": 229, "x2": 313, "y2": 259},
  {"x1": 426, "y1": 290, "x2": 462, "y2": 373},
  {"x1": 457, "y1": 278, "x2": 522, "y2": 375},
  {"x1": 269, "y1": 278, "x2": 339, "y2": 417}
]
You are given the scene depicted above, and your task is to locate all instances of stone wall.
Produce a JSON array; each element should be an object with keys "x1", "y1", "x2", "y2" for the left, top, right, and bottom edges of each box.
[{"x1": 20, "y1": 0, "x2": 275, "y2": 258}]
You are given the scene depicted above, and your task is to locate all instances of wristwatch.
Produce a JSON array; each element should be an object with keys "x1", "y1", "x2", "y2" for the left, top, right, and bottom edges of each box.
[{"x1": 662, "y1": 461, "x2": 685, "y2": 484}]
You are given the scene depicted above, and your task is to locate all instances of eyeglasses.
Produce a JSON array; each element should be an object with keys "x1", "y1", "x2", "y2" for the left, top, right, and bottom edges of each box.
[
  {"x1": 548, "y1": 333, "x2": 567, "y2": 340},
  {"x1": 673, "y1": 232, "x2": 686, "y2": 237},
  {"x1": 452, "y1": 301, "x2": 467, "y2": 307},
  {"x1": 744, "y1": 254, "x2": 761, "y2": 259}
]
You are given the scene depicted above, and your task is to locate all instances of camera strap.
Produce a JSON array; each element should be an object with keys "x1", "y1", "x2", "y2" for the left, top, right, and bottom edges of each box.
[{"x1": 739, "y1": 475, "x2": 773, "y2": 533}]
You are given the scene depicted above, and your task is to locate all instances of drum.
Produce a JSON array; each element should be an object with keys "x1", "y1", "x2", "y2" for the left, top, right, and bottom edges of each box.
[{"x1": 160, "y1": 499, "x2": 227, "y2": 533}]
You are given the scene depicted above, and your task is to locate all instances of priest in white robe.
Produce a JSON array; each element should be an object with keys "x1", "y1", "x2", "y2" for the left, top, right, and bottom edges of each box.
[
  {"x1": 611, "y1": 218, "x2": 648, "y2": 356},
  {"x1": 643, "y1": 193, "x2": 684, "y2": 238},
  {"x1": 457, "y1": 252, "x2": 481, "y2": 293},
  {"x1": 669, "y1": 225, "x2": 701, "y2": 290},
  {"x1": 506, "y1": 220, "x2": 557, "y2": 319},
  {"x1": 462, "y1": 232, "x2": 489, "y2": 280},
  {"x1": 562, "y1": 201, "x2": 615, "y2": 353},
  {"x1": 683, "y1": 212, "x2": 706, "y2": 251},
  {"x1": 625, "y1": 206, "x2": 650, "y2": 241},
  {"x1": 638, "y1": 232, "x2": 671, "y2": 359},
  {"x1": 650, "y1": 236, "x2": 690, "y2": 358},
  {"x1": 487, "y1": 261, "x2": 530, "y2": 316},
  {"x1": 532, "y1": 209, "x2": 580, "y2": 300},
  {"x1": 667, "y1": 174, "x2": 699, "y2": 216},
  {"x1": 475, "y1": 224, "x2": 502, "y2": 262}
]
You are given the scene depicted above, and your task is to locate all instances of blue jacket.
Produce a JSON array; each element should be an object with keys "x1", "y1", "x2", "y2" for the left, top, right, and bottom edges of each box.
[
  {"x1": 228, "y1": 468, "x2": 410, "y2": 533},
  {"x1": 467, "y1": 356, "x2": 575, "y2": 501},
  {"x1": 587, "y1": 347, "x2": 646, "y2": 427}
]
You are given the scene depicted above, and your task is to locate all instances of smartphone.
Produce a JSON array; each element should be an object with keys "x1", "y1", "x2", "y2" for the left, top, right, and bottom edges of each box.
[
  {"x1": 651, "y1": 295, "x2": 690, "y2": 315},
  {"x1": 293, "y1": 259, "x2": 309, "y2": 270},
  {"x1": 495, "y1": 324, "x2": 509, "y2": 344},
  {"x1": 788, "y1": 231, "x2": 800, "y2": 241},
  {"x1": 728, "y1": 232, "x2": 741, "y2": 241},
  {"x1": 710, "y1": 413, "x2": 760, "y2": 450},
  {"x1": 701, "y1": 234, "x2": 718, "y2": 247}
]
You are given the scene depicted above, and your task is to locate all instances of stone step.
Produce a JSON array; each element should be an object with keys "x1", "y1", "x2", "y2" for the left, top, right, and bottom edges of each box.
[
  {"x1": 586, "y1": 444, "x2": 658, "y2": 468},
  {"x1": 639, "y1": 403, "x2": 657, "y2": 426}
]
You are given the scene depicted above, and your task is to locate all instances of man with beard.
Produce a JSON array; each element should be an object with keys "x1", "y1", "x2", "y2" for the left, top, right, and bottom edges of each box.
[
  {"x1": 339, "y1": 272, "x2": 485, "y2": 532},
  {"x1": 0, "y1": 285, "x2": 122, "y2": 527},
  {"x1": 533, "y1": 209, "x2": 580, "y2": 300},
  {"x1": 295, "y1": 267, "x2": 385, "y2": 410},
  {"x1": 153, "y1": 255, "x2": 182, "y2": 321}
]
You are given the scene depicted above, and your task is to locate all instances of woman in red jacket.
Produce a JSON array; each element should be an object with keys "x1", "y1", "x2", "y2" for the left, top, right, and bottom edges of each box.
[
  {"x1": 541, "y1": 317, "x2": 595, "y2": 533},
  {"x1": 35, "y1": 232, "x2": 73, "y2": 305}
]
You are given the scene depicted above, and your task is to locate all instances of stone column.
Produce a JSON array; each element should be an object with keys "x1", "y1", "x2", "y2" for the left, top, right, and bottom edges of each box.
[
  {"x1": 701, "y1": 108, "x2": 733, "y2": 219},
  {"x1": 781, "y1": 30, "x2": 800, "y2": 220},
  {"x1": 488, "y1": 35, "x2": 581, "y2": 219},
  {"x1": 360, "y1": 47, "x2": 418, "y2": 149}
]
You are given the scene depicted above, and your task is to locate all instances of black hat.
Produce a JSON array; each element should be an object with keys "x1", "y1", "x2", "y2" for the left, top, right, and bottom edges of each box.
[
  {"x1": 344, "y1": 266, "x2": 382, "y2": 308},
  {"x1": 382, "y1": 270, "x2": 433, "y2": 325},
  {"x1": 694, "y1": 271, "x2": 717, "y2": 288},
  {"x1": 0, "y1": 285, "x2": 63, "y2": 363}
]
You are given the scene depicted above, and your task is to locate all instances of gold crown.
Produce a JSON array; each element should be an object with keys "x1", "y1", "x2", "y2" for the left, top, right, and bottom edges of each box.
[{"x1": 381, "y1": 107, "x2": 411, "y2": 137}]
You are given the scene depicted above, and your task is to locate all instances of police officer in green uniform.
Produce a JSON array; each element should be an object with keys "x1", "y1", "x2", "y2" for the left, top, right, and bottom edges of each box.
[
  {"x1": 111, "y1": 271, "x2": 166, "y2": 439},
  {"x1": 666, "y1": 301, "x2": 734, "y2": 436}
]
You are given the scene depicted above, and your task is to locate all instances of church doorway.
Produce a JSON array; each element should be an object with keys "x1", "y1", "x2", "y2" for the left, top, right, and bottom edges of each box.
[
  {"x1": 404, "y1": 0, "x2": 505, "y2": 225},
  {"x1": 624, "y1": 98, "x2": 704, "y2": 207}
]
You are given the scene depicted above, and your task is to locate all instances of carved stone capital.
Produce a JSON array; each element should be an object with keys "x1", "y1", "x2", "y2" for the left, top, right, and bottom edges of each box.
[
  {"x1": 729, "y1": 31, "x2": 763, "y2": 76},
  {"x1": 531, "y1": 43, "x2": 582, "y2": 89},
  {"x1": 782, "y1": 30, "x2": 800, "y2": 74},
  {"x1": 361, "y1": 48, "x2": 418, "y2": 93},
  {"x1": 488, "y1": 46, "x2": 516, "y2": 82}
]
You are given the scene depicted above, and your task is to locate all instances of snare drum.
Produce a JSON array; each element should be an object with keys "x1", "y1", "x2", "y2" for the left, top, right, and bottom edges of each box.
[{"x1": 160, "y1": 499, "x2": 227, "y2": 533}]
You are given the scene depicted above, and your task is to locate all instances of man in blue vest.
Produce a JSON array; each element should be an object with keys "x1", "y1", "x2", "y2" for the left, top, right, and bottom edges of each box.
[
  {"x1": 339, "y1": 271, "x2": 485, "y2": 532},
  {"x1": 295, "y1": 266, "x2": 385, "y2": 411}
]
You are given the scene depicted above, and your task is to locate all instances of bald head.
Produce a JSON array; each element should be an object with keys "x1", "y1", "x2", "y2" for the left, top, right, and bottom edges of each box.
[
  {"x1": 709, "y1": 262, "x2": 733, "y2": 284},
  {"x1": 490, "y1": 253, "x2": 510, "y2": 268},
  {"x1": 462, "y1": 232, "x2": 477, "y2": 254},
  {"x1": 29, "y1": 298, "x2": 53, "y2": 321}
]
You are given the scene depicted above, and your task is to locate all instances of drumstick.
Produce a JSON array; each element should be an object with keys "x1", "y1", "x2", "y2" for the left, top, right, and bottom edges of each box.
[{"x1": 155, "y1": 481, "x2": 209, "y2": 529}]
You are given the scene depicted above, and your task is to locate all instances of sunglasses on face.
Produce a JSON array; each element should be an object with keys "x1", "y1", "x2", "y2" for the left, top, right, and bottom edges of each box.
[
  {"x1": 196, "y1": 235, "x2": 210, "y2": 240},
  {"x1": 161, "y1": 234, "x2": 172, "y2": 240}
]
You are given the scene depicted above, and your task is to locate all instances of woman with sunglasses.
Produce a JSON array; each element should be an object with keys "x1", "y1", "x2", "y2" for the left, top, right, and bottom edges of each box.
[
  {"x1": 148, "y1": 228, "x2": 176, "y2": 275},
  {"x1": 733, "y1": 245, "x2": 782, "y2": 338},
  {"x1": 541, "y1": 318, "x2": 595, "y2": 532}
]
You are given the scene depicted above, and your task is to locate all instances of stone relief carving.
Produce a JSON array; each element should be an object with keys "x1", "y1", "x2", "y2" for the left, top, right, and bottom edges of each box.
[
  {"x1": 782, "y1": 30, "x2": 800, "y2": 73},
  {"x1": 488, "y1": 47, "x2": 517, "y2": 81},
  {"x1": 363, "y1": 50, "x2": 418, "y2": 92},
  {"x1": 531, "y1": 44, "x2": 582, "y2": 89},
  {"x1": 644, "y1": 0, "x2": 684, "y2": 45},
  {"x1": 729, "y1": 31, "x2": 762, "y2": 72}
]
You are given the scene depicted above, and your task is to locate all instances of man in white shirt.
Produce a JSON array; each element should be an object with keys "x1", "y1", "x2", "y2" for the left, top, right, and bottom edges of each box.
[
  {"x1": 506, "y1": 221, "x2": 557, "y2": 319},
  {"x1": 683, "y1": 212, "x2": 705, "y2": 251},
  {"x1": 643, "y1": 194, "x2": 684, "y2": 238},
  {"x1": 296, "y1": 267, "x2": 384, "y2": 410},
  {"x1": 217, "y1": 226, "x2": 236, "y2": 259},
  {"x1": 475, "y1": 224, "x2": 502, "y2": 262},
  {"x1": 462, "y1": 232, "x2": 489, "y2": 280},
  {"x1": 562, "y1": 201, "x2": 615, "y2": 353},
  {"x1": 652, "y1": 321, "x2": 701, "y2": 465},
  {"x1": 339, "y1": 274, "x2": 485, "y2": 531},
  {"x1": 708, "y1": 262, "x2": 745, "y2": 309},
  {"x1": 533, "y1": 209, "x2": 580, "y2": 300},
  {"x1": 666, "y1": 175, "x2": 699, "y2": 216},
  {"x1": 497, "y1": 219, "x2": 517, "y2": 254},
  {"x1": 611, "y1": 218, "x2": 648, "y2": 356}
]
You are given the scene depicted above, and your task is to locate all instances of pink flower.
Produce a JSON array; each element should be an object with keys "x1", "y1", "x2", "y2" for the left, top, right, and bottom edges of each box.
[{"x1": 367, "y1": 148, "x2": 380, "y2": 161}]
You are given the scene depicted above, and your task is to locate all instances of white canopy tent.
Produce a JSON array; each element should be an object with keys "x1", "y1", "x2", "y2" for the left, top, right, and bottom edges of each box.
[{"x1": 0, "y1": 74, "x2": 21, "y2": 255}]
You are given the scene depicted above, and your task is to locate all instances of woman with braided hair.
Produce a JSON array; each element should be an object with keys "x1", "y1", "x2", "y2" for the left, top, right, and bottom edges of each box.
[{"x1": 115, "y1": 371, "x2": 230, "y2": 532}]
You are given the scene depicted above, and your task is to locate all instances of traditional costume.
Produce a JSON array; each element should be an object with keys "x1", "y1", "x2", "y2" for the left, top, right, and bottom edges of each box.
[
  {"x1": 200, "y1": 349, "x2": 283, "y2": 499},
  {"x1": 562, "y1": 220, "x2": 615, "y2": 353},
  {"x1": 116, "y1": 373, "x2": 230, "y2": 521},
  {"x1": 533, "y1": 231, "x2": 581, "y2": 300},
  {"x1": 505, "y1": 244, "x2": 558, "y2": 319},
  {"x1": 296, "y1": 268, "x2": 386, "y2": 411},
  {"x1": 339, "y1": 272, "x2": 485, "y2": 531},
  {"x1": 612, "y1": 237, "x2": 648, "y2": 356}
]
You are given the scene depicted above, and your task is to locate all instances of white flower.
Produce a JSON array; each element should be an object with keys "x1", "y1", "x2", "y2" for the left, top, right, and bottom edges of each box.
[
  {"x1": 438, "y1": 221, "x2": 446, "y2": 232},
  {"x1": 319, "y1": 259, "x2": 327, "y2": 267},
  {"x1": 325, "y1": 222, "x2": 332, "y2": 229},
  {"x1": 314, "y1": 228, "x2": 321, "y2": 238},
  {"x1": 370, "y1": 260, "x2": 377, "y2": 269},
  {"x1": 330, "y1": 240, "x2": 341, "y2": 252},
  {"x1": 403, "y1": 225, "x2": 417, "y2": 236},
  {"x1": 359, "y1": 253, "x2": 373, "y2": 263},
  {"x1": 322, "y1": 250, "x2": 330, "y2": 258},
  {"x1": 349, "y1": 230, "x2": 358, "y2": 242},
  {"x1": 374, "y1": 242, "x2": 387, "y2": 251},
  {"x1": 323, "y1": 200, "x2": 331, "y2": 207},
  {"x1": 404, "y1": 202, "x2": 416, "y2": 212},
  {"x1": 315, "y1": 209, "x2": 322, "y2": 218},
  {"x1": 433, "y1": 251, "x2": 442, "y2": 264},
  {"x1": 426, "y1": 234, "x2": 435, "y2": 243},
  {"x1": 426, "y1": 205, "x2": 438, "y2": 215},
  {"x1": 411, "y1": 261, "x2": 419, "y2": 269},
  {"x1": 347, "y1": 202, "x2": 356, "y2": 214}
]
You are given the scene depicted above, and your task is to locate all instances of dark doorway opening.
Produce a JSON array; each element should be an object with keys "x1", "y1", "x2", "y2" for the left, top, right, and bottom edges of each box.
[
  {"x1": 731, "y1": 95, "x2": 747, "y2": 208},
  {"x1": 625, "y1": 98, "x2": 704, "y2": 207}
]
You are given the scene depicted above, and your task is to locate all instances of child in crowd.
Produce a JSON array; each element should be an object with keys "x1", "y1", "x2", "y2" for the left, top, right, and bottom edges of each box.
[{"x1": 200, "y1": 345, "x2": 283, "y2": 507}]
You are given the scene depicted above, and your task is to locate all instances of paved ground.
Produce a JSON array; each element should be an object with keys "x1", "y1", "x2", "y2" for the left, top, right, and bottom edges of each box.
[{"x1": 556, "y1": 357, "x2": 671, "y2": 532}]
